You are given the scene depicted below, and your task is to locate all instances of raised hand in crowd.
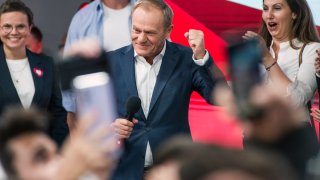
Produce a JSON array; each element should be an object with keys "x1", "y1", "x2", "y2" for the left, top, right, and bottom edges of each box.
[
  {"x1": 311, "y1": 48, "x2": 320, "y2": 122},
  {"x1": 242, "y1": 31, "x2": 270, "y2": 59},
  {"x1": 184, "y1": 29, "x2": 206, "y2": 59},
  {"x1": 314, "y1": 49, "x2": 320, "y2": 75},
  {"x1": 58, "y1": 113, "x2": 118, "y2": 180}
]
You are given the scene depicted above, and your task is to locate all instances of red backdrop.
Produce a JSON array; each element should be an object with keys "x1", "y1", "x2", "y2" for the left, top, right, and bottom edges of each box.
[{"x1": 166, "y1": 0, "x2": 320, "y2": 148}]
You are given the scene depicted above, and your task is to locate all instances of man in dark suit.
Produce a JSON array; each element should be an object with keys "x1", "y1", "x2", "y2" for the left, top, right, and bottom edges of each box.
[{"x1": 109, "y1": 0, "x2": 226, "y2": 179}]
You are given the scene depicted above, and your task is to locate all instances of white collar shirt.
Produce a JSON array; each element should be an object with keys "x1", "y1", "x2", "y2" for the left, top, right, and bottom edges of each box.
[
  {"x1": 134, "y1": 42, "x2": 166, "y2": 167},
  {"x1": 134, "y1": 41, "x2": 209, "y2": 166}
]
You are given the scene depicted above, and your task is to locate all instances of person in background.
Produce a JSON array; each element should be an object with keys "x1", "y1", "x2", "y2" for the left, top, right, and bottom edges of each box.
[
  {"x1": 146, "y1": 135, "x2": 297, "y2": 180},
  {"x1": 243, "y1": 0, "x2": 320, "y2": 139},
  {"x1": 145, "y1": 135, "x2": 210, "y2": 180},
  {"x1": 311, "y1": 48, "x2": 320, "y2": 121},
  {"x1": 26, "y1": 25, "x2": 43, "y2": 54},
  {"x1": 179, "y1": 148, "x2": 297, "y2": 180},
  {"x1": 0, "y1": 107, "x2": 117, "y2": 180},
  {"x1": 214, "y1": 80, "x2": 319, "y2": 179},
  {"x1": 0, "y1": 0, "x2": 69, "y2": 146},
  {"x1": 62, "y1": 0, "x2": 136, "y2": 131},
  {"x1": 65, "y1": 0, "x2": 136, "y2": 53},
  {"x1": 245, "y1": 85, "x2": 319, "y2": 179}
]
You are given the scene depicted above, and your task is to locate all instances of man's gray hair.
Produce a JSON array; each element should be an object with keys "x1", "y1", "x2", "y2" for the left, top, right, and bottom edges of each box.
[{"x1": 132, "y1": 0, "x2": 174, "y2": 30}]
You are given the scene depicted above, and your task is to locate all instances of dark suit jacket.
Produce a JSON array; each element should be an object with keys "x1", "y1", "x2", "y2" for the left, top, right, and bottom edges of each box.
[
  {"x1": 108, "y1": 41, "x2": 225, "y2": 180},
  {"x1": 0, "y1": 46, "x2": 69, "y2": 146}
]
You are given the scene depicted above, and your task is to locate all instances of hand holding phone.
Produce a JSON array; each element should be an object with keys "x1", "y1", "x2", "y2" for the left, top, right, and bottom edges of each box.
[{"x1": 73, "y1": 72, "x2": 121, "y2": 159}]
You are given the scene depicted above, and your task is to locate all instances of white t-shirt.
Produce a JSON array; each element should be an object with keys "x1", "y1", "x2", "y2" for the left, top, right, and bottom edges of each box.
[
  {"x1": 102, "y1": 3, "x2": 132, "y2": 51},
  {"x1": 6, "y1": 58, "x2": 35, "y2": 109}
]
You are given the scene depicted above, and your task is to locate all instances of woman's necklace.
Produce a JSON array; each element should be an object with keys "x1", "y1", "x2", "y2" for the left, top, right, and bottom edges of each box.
[{"x1": 8, "y1": 60, "x2": 29, "y2": 84}]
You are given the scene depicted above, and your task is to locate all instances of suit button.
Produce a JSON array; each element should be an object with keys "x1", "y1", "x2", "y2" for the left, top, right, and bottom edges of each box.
[{"x1": 146, "y1": 127, "x2": 151, "y2": 132}]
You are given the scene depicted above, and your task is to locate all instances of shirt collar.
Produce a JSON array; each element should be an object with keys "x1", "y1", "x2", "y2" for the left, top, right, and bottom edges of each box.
[
  {"x1": 96, "y1": 0, "x2": 103, "y2": 11},
  {"x1": 270, "y1": 38, "x2": 301, "y2": 50}
]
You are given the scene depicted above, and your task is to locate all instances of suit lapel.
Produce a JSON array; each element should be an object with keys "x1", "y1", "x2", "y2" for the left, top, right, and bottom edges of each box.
[
  {"x1": 120, "y1": 46, "x2": 139, "y2": 97},
  {"x1": 0, "y1": 46, "x2": 21, "y2": 103},
  {"x1": 27, "y1": 51, "x2": 44, "y2": 105},
  {"x1": 149, "y1": 42, "x2": 180, "y2": 113},
  {"x1": 120, "y1": 46, "x2": 147, "y2": 120}
]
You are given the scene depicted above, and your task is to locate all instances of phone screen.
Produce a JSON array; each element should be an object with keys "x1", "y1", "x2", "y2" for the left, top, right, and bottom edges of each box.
[
  {"x1": 229, "y1": 39, "x2": 263, "y2": 119},
  {"x1": 73, "y1": 72, "x2": 116, "y2": 126},
  {"x1": 73, "y1": 72, "x2": 121, "y2": 159}
]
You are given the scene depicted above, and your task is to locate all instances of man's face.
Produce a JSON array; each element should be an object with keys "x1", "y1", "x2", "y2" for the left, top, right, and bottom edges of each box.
[
  {"x1": 131, "y1": 6, "x2": 172, "y2": 63},
  {"x1": 8, "y1": 133, "x2": 59, "y2": 180}
]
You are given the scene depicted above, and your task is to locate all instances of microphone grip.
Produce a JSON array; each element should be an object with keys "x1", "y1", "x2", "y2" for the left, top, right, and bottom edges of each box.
[
  {"x1": 125, "y1": 113, "x2": 134, "y2": 122},
  {"x1": 118, "y1": 113, "x2": 134, "y2": 146}
]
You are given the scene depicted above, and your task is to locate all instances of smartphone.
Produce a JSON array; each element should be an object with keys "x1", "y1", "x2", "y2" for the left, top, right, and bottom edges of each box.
[
  {"x1": 73, "y1": 71, "x2": 121, "y2": 174},
  {"x1": 57, "y1": 52, "x2": 109, "y2": 91},
  {"x1": 229, "y1": 39, "x2": 264, "y2": 120},
  {"x1": 73, "y1": 71, "x2": 116, "y2": 126}
]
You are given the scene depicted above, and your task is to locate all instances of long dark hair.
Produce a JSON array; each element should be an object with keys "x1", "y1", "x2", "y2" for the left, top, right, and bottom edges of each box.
[{"x1": 259, "y1": 0, "x2": 320, "y2": 49}]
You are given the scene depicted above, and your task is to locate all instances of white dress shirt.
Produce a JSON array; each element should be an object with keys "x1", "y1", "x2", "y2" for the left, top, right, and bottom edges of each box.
[
  {"x1": 134, "y1": 41, "x2": 209, "y2": 166},
  {"x1": 266, "y1": 39, "x2": 320, "y2": 121}
]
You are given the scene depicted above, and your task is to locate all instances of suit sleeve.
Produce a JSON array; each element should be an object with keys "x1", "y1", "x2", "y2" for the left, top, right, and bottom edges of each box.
[
  {"x1": 192, "y1": 55, "x2": 228, "y2": 105},
  {"x1": 48, "y1": 59, "x2": 69, "y2": 146}
]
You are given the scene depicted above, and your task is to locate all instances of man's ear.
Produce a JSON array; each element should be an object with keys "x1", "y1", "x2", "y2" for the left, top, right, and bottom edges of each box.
[{"x1": 165, "y1": 25, "x2": 173, "y2": 39}]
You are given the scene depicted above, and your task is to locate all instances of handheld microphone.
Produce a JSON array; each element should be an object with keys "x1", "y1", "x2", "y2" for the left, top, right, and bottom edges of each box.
[
  {"x1": 117, "y1": 96, "x2": 141, "y2": 146},
  {"x1": 125, "y1": 96, "x2": 141, "y2": 121}
]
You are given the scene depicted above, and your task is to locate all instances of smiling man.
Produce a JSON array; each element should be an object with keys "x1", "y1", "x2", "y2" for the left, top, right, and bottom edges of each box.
[{"x1": 107, "y1": 0, "x2": 226, "y2": 179}]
